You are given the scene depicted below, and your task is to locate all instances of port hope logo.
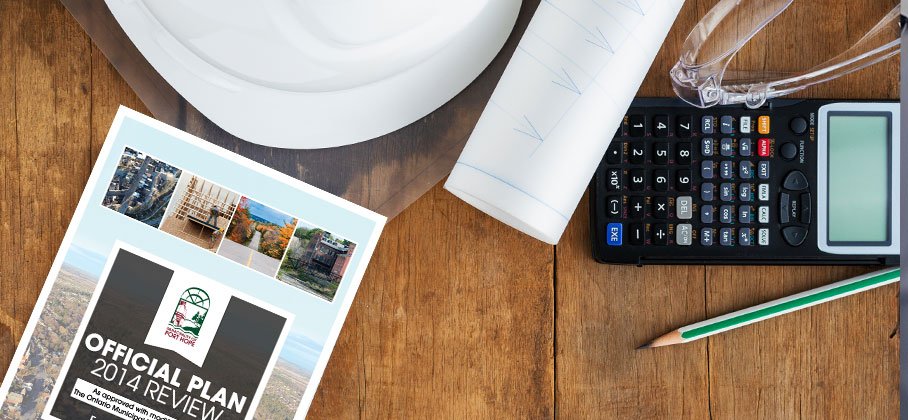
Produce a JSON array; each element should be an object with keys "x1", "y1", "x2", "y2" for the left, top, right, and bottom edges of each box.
[{"x1": 166, "y1": 287, "x2": 210, "y2": 347}]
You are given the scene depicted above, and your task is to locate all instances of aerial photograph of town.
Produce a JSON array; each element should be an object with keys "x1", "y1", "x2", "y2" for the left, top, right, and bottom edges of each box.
[
  {"x1": 101, "y1": 147, "x2": 182, "y2": 228},
  {"x1": 277, "y1": 221, "x2": 357, "y2": 302},
  {"x1": 0, "y1": 262, "x2": 95, "y2": 419},
  {"x1": 218, "y1": 197, "x2": 298, "y2": 276}
]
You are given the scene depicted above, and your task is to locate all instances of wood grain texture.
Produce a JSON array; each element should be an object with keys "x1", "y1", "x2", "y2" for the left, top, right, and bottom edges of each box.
[
  {"x1": 0, "y1": 0, "x2": 93, "y2": 357},
  {"x1": 556, "y1": 193, "x2": 709, "y2": 418},
  {"x1": 705, "y1": 267, "x2": 898, "y2": 419},
  {"x1": 0, "y1": 0, "x2": 901, "y2": 418},
  {"x1": 308, "y1": 184, "x2": 555, "y2": 418}
]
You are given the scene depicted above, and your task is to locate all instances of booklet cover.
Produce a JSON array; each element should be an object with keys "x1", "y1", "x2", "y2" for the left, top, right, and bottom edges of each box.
[{"x1": 0, "y1": 108, "x2": 385, "y2": 419}]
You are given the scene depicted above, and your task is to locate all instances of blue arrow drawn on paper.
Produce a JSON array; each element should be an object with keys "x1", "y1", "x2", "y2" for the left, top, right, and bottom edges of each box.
[
  {"x1": 543, "y1": 0, "x2": 614, "y2": 53},
  {"x1": 617, "y1": 0, "x2": 645, "y2": 15},
  {"x1": 514, "y1": 115, "x2": 544, "y2": 142},
  {"x1": 517, "y1": 46, "x2": 582, "y2": 95}
]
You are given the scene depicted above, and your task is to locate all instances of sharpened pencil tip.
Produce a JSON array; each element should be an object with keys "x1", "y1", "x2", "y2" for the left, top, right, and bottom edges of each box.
[{"x1": 637, "y1": 330, "x2": 683, "y2": 349}]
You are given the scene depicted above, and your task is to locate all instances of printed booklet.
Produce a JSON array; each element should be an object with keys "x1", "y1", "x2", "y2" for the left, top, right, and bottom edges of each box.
[{"x1": 0, "y1": 107, "x2": 386, "y2": 419}]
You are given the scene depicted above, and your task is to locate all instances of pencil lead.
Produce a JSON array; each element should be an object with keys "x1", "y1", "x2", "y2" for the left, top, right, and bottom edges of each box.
[{"x1": 637, "y1": 342, "x2": 652, "y2": 350}]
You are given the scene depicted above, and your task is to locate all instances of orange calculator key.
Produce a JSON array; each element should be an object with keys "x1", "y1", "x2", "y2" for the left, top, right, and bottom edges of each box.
[{"x1": 757, "y1": 116, "x2": 770, "y2": 134}]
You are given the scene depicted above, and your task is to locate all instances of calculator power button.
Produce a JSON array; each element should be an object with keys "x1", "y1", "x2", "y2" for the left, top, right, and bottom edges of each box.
[{"x1": 676, "y1": 224, "x2": 693, "y2": 246}]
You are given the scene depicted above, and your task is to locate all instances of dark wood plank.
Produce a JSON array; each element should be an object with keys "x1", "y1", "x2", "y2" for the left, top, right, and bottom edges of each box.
[
  {"x1": 0, "y1": 0, "x2": 93, "y2": 374},
  {"x1": 556, "y1": 193, "x2": 709, "y2": 418},
  {"x1": 0, "y1": 0, "x2": 25, "y2": 361},
  {"x1": 706, "y1": 267, "x2": 898, "y2": 419},
  {"x1": 308, "y1": 184, "x2": 555, "y2": 418},
  {"x1": 89, "y1": 43, "x2": 147, "y2": 159}
]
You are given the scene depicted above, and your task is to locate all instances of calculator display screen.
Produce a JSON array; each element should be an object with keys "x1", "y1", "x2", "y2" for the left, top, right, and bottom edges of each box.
[{"x1": 827, "y1": 113, "x2": 891, "y2": 244}]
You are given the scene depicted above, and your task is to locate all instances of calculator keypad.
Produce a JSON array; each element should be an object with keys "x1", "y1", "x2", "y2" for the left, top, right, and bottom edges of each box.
[{"x1": 598, "y1": 111, "x2": 787, "y2": 249}]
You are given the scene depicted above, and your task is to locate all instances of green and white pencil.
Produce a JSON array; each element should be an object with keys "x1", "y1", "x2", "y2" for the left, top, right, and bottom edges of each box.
[{"x1": 639, "y1": 267, "x2": 900, "y2": 349}]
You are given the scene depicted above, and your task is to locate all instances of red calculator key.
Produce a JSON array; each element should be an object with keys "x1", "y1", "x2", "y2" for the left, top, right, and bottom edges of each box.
[{"x1": 758, "y1": 138, "x2": 771, "y2": 157}]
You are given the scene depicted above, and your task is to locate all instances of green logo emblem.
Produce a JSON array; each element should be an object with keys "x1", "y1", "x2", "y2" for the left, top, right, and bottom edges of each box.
[{"x1": 169, "y1": 287, "x2": 210, "y2": 338}]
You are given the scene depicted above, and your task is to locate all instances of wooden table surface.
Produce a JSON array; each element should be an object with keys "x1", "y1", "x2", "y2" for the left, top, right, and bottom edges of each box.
[{"x1": 0, "y1": 0, "x2": 900, "y2": 418}]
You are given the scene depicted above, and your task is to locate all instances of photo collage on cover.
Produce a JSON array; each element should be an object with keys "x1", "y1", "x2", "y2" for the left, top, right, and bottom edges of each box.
[{"x1": 101, "y1": 146, "x2": 356, "y2": 302}]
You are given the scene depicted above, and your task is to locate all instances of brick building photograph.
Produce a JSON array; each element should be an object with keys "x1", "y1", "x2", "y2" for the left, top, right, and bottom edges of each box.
[{"x1": 277, "y1": 221, "x2": 357, "y2": 301}]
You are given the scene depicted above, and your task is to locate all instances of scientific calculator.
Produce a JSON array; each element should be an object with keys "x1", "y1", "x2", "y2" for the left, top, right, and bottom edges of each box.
[{"x1": 590, "y1": 98, "x2": 900, "y2": 265}]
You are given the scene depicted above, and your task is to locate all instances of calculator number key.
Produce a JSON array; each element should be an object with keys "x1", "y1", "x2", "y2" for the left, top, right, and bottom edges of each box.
[
  {"x1": 676, "y1": 142, "x2": 692, "y2": 165},
  {"x1": 677, "y1": 115, "x2": 692, "y2": 138},
  {"x1": 629, "y1": 142, "x2": 646, "y2": 164},
  {"x1": 629, "y1": 169, "x2": 646, "y2": 191},
  {"x1": 676, "y1": 170, "x2": 691, "y2": 192},
  {"x1": 654, "y1": 115, "x2": 669, "y2": 137},
  {"x1": 629, "y1": 115, "x2": 646, "y2": 137},
  {"x1": 653, "y1": 170, "x2": 669, "y2": 191},
  {"x1": 653, "y1": 143, "x2": 670, "y2": 165}
]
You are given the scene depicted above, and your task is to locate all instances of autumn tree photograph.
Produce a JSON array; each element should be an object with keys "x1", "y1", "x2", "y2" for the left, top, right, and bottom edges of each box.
[{"x1": 218, "y1": 196, "x2": 298, "y2": 276}]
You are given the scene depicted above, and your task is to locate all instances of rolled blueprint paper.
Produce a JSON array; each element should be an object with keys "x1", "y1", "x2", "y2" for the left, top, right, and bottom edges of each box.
[{"x1": 445, "y1": 0, "x2": 685, "y2": 244}]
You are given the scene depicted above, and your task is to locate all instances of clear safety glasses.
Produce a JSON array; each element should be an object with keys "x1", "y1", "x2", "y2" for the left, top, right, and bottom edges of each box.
[{"x1": 670, "y1": 0, "x2": 900, "y2": 109}]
